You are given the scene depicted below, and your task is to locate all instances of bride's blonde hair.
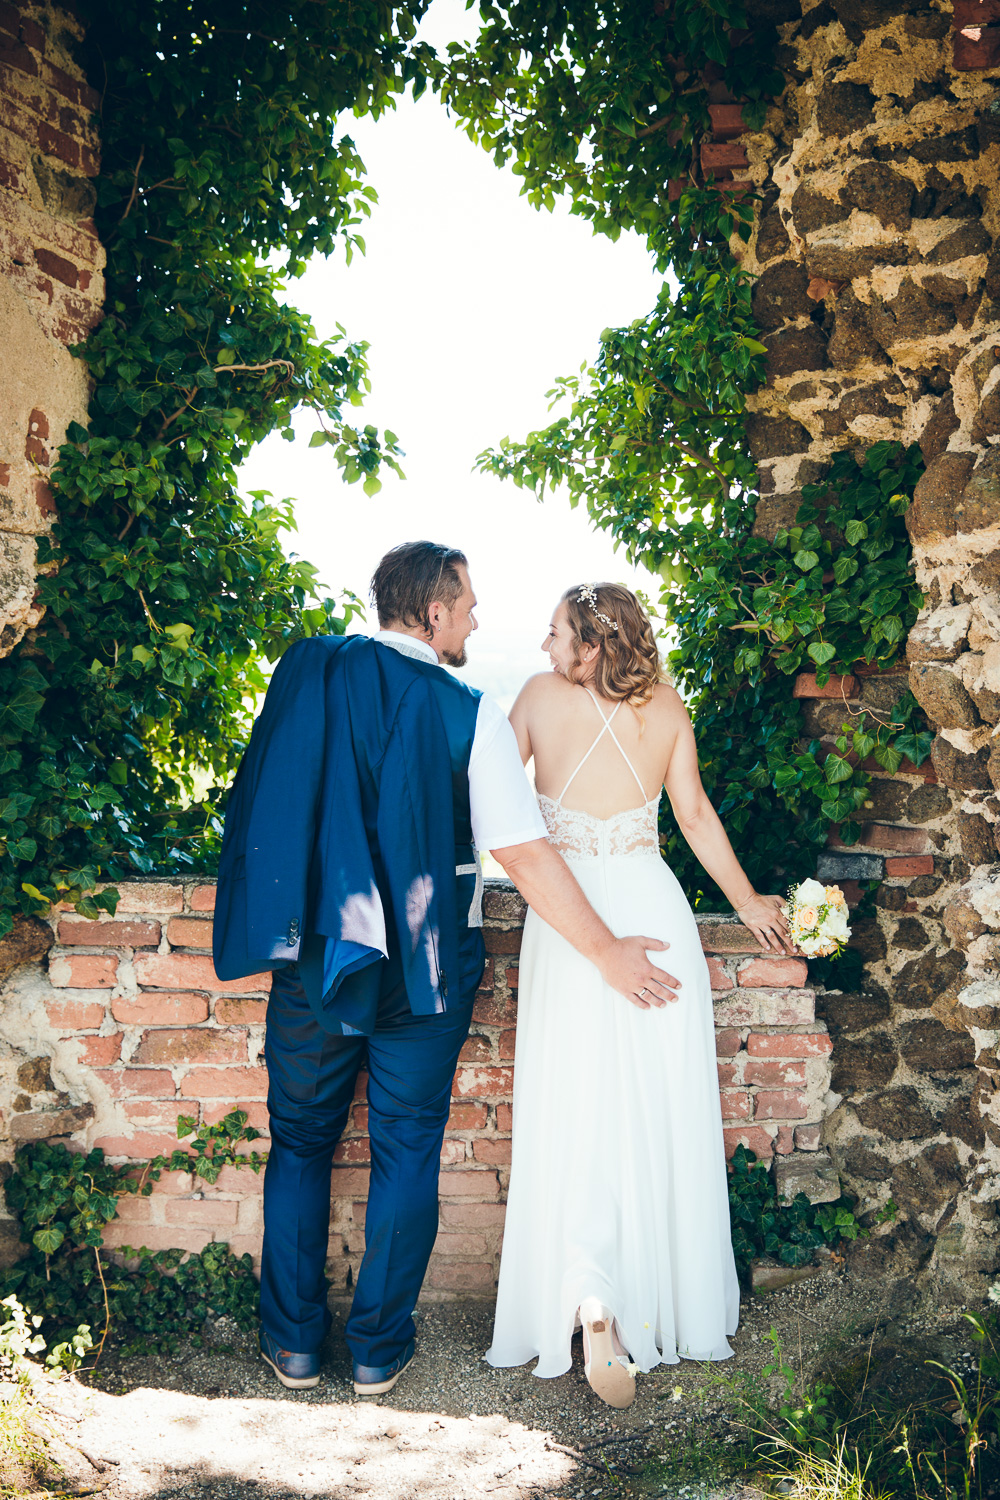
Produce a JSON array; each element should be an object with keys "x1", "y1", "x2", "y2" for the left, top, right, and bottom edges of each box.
[{"x1": 562, "y1": 583, "x2": 664, "y2": 707}]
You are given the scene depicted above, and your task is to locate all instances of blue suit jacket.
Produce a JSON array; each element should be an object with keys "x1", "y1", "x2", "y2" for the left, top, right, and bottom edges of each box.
[{"x1": 212, "y1": 634, "x2": 482, "y2": 1032}]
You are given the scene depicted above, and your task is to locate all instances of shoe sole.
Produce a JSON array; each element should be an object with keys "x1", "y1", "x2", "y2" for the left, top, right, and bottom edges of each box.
[
  {"x1": 353, "y1": 1352, "x2": 414, "y2": 1396},
  {"x1": 581, "y1": 1299, "x2": 636, "y2": 1410},
  {"x1": 261, "y1": 1350, "x2": 320, "y2": 1390}
]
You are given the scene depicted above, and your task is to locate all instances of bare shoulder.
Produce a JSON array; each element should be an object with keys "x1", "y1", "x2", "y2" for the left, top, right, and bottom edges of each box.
[
  {"x1": 516, "y1": 671, "x2": 572, "y2": 703},
  {"x1": 648, "y1": 680, "x2": 690, "y2": 721}
]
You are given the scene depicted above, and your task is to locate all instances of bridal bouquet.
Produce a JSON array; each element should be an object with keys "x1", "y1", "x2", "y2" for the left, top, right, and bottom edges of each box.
[{"x1": 785, "y1": 877, "x2": 851, "y2": 957}]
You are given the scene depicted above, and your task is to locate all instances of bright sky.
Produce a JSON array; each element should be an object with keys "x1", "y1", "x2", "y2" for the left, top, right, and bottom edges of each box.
[{"x1": 238, "y1": 0, "x2": 664, "y2": 706}]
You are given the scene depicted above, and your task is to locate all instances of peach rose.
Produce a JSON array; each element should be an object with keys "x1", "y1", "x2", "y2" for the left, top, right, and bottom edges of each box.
[{"x1": 797, "y1": 905, "x2": 819, "y2": 930}]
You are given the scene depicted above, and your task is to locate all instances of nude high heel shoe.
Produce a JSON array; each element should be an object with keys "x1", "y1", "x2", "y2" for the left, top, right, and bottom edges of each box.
[{"x1": 579, "y1": 1297, "x2": 636, "y2": 1409}]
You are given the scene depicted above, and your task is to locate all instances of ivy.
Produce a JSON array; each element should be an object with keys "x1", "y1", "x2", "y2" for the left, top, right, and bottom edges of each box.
[
  {"x1": 0, "y1": 1112, "x2": 265, "y2": 1357},
  {"x1": 727, "y1": 1145, "x2": 863, "y2": 1285},
  {"x1": 0, "y1": 2, "x2": 429, "y2": 935}
]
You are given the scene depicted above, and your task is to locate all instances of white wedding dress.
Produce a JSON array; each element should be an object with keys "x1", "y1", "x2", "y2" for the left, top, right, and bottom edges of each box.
[{"x1": 485, "y1": 691, "x2": 740, "y2": 1376}]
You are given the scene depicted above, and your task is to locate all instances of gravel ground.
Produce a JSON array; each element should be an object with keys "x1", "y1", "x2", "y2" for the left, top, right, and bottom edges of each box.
[{"x1": 24, "y1": 1268, "x2": 970, "y2": 1500}]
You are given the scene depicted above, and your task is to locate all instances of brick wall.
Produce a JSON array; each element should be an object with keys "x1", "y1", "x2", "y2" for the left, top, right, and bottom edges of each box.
[
  {"x1": 0, "y1": 0, "x2": 104, "y2": 655},
  {"x1": 0, "y1": 878, "x2": 832, "y2": 1298}
]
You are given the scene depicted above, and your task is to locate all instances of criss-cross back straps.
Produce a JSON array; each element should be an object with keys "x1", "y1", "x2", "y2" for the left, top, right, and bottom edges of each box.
[{"x1": 556, "y1": 689, "x2": 651, "y2": 807}]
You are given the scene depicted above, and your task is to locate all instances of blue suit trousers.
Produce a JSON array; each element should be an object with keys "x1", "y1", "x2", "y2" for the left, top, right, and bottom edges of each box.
[{"x1": 260, "y1": 949, "x2": 477, "y2": 1366}]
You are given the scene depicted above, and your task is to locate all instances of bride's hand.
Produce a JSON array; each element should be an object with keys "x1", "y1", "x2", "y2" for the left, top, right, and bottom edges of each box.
[{"x1": 736, "y1": 894, "x2": 793, "y2": 954}]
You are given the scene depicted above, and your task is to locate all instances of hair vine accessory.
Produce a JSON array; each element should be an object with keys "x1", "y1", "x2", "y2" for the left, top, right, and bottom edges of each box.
[{"x1": 576, "y1": 583, "x2": 618, "y2": 631}]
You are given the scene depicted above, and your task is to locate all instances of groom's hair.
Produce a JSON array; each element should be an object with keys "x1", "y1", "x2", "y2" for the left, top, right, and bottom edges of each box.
[{"x1": 371, "y1": 541, "x2": 469, "y2": 634}]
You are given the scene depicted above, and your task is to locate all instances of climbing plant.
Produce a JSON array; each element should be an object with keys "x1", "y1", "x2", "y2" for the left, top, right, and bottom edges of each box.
[
  {"x1": 0, "y1": 0, "x2": 929, "y2": 930},
  {"x1": 449, "y1": 3, "x2": 930, "y2": 905},
  {"x1": 0, "y1": 2, "x2": 430, "y2": 935}
]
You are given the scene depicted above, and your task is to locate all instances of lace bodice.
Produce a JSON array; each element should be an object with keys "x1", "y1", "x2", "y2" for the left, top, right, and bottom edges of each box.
[
  {"x1": 538, "y1": 793, "x2": 661, "y2": 859},
  {"x1": 536, "y1": 688, "x2": 662, "y2": 860}
]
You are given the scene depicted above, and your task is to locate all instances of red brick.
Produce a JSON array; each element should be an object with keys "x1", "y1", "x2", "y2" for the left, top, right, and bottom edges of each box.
[
  {"x1": 440, "y1": 1140, "x2": 467, "y2": 1166},
  {"x1": 795, "y1": 1123, "x2": 823, "y2": 1150},
  {"x1": 723, "y1": 1125, "x2": 775, "y2": 1159},
  {"x1": 433, "y1": 1231, "x2": 488, "y2": 1257},
  {"x1": 202, "y1": 1100, "x2": 270, "y2": 1135},
  {"x1": 485, "y1": 929, "x2": 522, "y2": 956},
  {"x1": 476, "y1": 958, "x2": 495, "y2": 995},
  {"x1": 351, "y1": 1104, "x2": 369, "y2": 1133},
  {"x1": 775, "y1": 1125, "x2": 796, "y2": 1154},
  {"x1": 112, "y1": 991, "x2": 209, "y2": 1026},
  {"x1": 134, "y1": 952, "x2": 270, "y2": 993},
  {"x1": 720, "y1": 1090, "x2": 752, "y2": 1121},
  {"x1": 746, "y1": 1031, "x2": 832, "y2": 1058},
  {"x1": 495, "y1": 1104, "x2": 512, "y2": 1133},
  {"x1": 114, "y1": 883, "x2": 184, "y2": 914},
  {"x1": 78, "y1": 1034, "x2": 122, "y2": 1066},
  {"x1": 46, "y1": 996, "x2": 105, "y2": 1029},
  {"x1": 792, "y1": 673, "x2": 858, "y2": 699},
  {"x1": 448, "y1": 1102, "x2": 488, "y2": 1131},
  {"x1": 189, "y1": 885, "x2": 216, "y2": 911},
  {"x1": 101, "y1": 1224, "x2": 214, "y2": 1254},
  {"x1": 718, "y1": 1061, "x2": 738, "y2": 1086},
  {"x1": 701, "y1": 141, "x2": 748, "y2": 172},
  {"x1": 828, "y1": 824, "x2": 928, "y2": 855},
  {"x1": 738, "y1": 957, "x2": 809, "y2": 988},
  {"x1": 124, "y1": 1099, "x2": 190, "y2": 1132},
  {"x1": 207, "y1": 1163, "x2": 266, "y2": 1193},
  {"x1": 111, "y1": 1195, "x2": 153, "y2": 1225},
  {"x1": 177, "y1": 1065, "x2": 267, "y2": 1099},
  {"x1": 50, "y1": 954, "x2": 118, "y2": 988},
  {"x1": 708, "y1": 103, "x2": 746, "y2": 137},
  {"x1": 40, "y1": 57, "x2": 82, "y2": 104},
  {"x1": 166, "y1": 916, "x2": 213, "y2": 948},
  {"x1": 472, "y1": 1138, "x2": 512, "y2": 1165},
  {"x1": 428, "y1": 1261, "x2": 494, "y2": 1291},
  {"x1": 353, "y1": 1071, "x2": 369, "y2": 1103},
  {"x1": 505, "y1": 965, "x2": 519, "y2": 991},
  {"x1": 133, "y1": 1028, "x2": 246, "y2": 1066},
  {"x1": 94, "y1": 1068, "x2": 175, "y2": 1099},
  {"x1": 498, "y1": 1028, "x2": 517, "y2": 1060},
  {"x1": 715, "y1": 1027, "x2": 742, "y2": 1057},
  {"x1": 18, "y1": 18, "x2": 43, "y2": 50},
  {"x1": 755, "y1": 1089, "x2": 808, "y2": 1120},
  {"x1": 706, "y1": 956, "x2": 732, "y2": 989},
  {"x1": 452, "y1": 1066, "x2": 514, "y2": 1099},
  {"x1": 439, "y1": 1169, "x2": 499, "y2": 1199},
  {"x1": 439, "y1": 1201, "x2": 506, "y2": 1228},
  {"x1": 698, "y1": 923, "x2": 760, "y2": 954},
  {"x1": 37, "y1": 121, "x2": 79, "y2": 166},
  {"x1": 93, "y1": 1131, "x2": 185, "y2": 1159},
  {"x1": 471, "y1": 994, "x2": 515, "y2": 1026},
  {"x1": 459, "y1": 1034, "x2": 492, "y2": 1064},
  {"x1": 885, "y1": 856, "x2": 934, "y2": 877},
  {"x1": 164, "y1": 1198, "x2": 239, "y2": 1228},
  {"x1": 0, "y1": 41, "x2": 37, "y2": 76},
  {"x1": 334, "y1": 1138, "x2": 371, "y2": 1164},
  {"x1": 215, "y1": 996, "x2": 267, "y2": 1025},
  {"x1": 57, "y1": 918, "x2": 160, "y2": 947},
  {"x1": 331, "y1": 1168, "x2": 370, "y2": 1198},
  {"x1": 841, "y1": 880, "x2": 864, "y2": 908},
  {"x1": 35, "y1": 246, "x2": 78, "y2": 287},
  {"x1": 745, "y1": 1059, "x2": 806, "y2": 1087}
]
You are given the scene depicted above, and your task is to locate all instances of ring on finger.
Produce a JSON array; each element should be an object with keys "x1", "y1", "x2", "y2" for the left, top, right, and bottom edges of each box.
[{"x1": 637, "y1": 987, "x2": 648, "y2": 998}]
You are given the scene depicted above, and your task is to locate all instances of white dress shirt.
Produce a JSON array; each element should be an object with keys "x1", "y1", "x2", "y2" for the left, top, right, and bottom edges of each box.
[{"x1": 374, "y1": 631, "x2": 547, "y2": 852}]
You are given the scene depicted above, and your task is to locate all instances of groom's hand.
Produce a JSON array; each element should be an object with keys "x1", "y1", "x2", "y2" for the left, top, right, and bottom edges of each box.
[{"x1": 597, "y1": 936, "x2": 680, "y2": 1010}]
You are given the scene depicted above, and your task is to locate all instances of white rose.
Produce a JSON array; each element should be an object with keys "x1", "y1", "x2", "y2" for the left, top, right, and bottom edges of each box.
[
  {"x1": 823, "y1": 909, "x2": 850, "y2": 940},
  {"x1": 795, "y1": 878, "x2": 827, "y2": 906},
  {"x1": 797, "y1": 933, "x2": 825, "y2": 956}
]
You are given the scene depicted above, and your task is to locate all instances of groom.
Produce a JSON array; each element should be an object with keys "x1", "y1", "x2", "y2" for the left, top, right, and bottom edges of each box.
[{"x1": 213, "y1": 541, "x2": 678, "y2": 1394}]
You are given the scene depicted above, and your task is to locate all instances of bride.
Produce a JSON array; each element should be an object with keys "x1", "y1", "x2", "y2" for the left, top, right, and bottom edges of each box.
[{"x1": 485, "y1": 582, "x2": 792, "y2": 1408}]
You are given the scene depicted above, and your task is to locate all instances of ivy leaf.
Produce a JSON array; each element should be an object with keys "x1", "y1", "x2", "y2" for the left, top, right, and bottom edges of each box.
[
  {"x1": 33, "y1": 1225, "x2": 65, "y2": 1254},
  {"x1": 793, "y1": 550, "x2": 819, "y2": 572},
  {"x1": 824, "y1": 754, "x2": 854, "y2": 785},
  {"x1": 807, "y1": 642, "x2": 836, "y2": 666},
  {"x1": 872, "y1": 742, "x2": 904, "y2": 774},
  {"x1": 845, "y1": 519, "x2": 868, "y2": 544},
  {"x1": 895, "y1": 729, "x2": 933, "y2": 765}
]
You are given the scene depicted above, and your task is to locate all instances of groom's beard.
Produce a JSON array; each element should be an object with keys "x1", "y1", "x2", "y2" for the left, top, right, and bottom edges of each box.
[{"x1": 440, "y1": 644, "x2": 468, "y2": 668}]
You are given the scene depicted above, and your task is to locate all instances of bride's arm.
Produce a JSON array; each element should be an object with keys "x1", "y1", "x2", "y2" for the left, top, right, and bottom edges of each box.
[
  {"x1": 507, "y1": 681, "x2": 536, "y2": 766},
  {"x1": 662, "y1": 699, "x2": 793, "y2": 954}
]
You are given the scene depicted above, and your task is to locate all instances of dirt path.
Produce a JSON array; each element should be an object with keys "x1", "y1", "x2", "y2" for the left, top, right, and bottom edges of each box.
[{"x1": 30, "y1": 1269, "x2": 938, "y2": 1500}]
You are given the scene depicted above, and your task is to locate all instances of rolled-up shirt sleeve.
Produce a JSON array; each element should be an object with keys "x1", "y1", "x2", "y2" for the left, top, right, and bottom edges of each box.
[{"x1": 469, "y1": 695, "x2": 548, "y2": 852}]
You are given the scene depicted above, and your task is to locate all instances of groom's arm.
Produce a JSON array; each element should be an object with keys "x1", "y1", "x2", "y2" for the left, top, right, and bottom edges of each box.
[{"x1": 491, "y1": 838, "x2": 679, "y2": 1007}]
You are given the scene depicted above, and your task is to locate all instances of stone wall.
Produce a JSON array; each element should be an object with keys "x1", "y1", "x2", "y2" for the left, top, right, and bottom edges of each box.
[
  {"x1": 0, "y1": 879, "x2": 833, "y2": 1298},
  {"x1": 731, "y1": 0, "x2": 1000, "y2": 1291},
  {"x1": 0, "y1": 0, "x2": 103, "y2": 656}
]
